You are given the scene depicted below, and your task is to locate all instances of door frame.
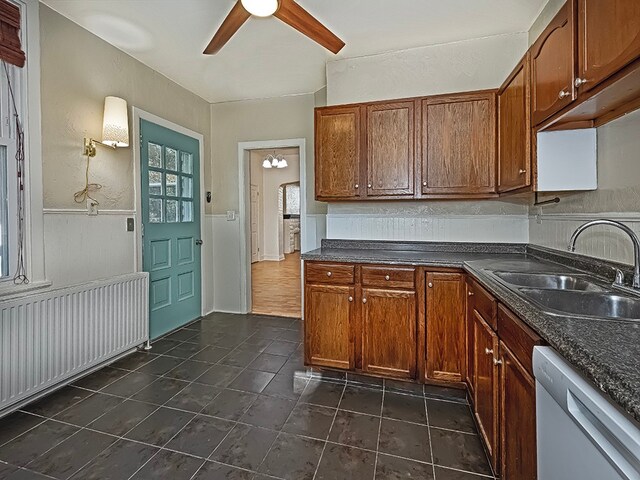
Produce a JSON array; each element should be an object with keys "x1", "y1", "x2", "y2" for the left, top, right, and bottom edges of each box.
[
  {"x1": 237, "y1": 138, "x2": 306, "y2": 315},
  {"x1": 132, "y1": 108, "x2": 206, "y2": 316}
]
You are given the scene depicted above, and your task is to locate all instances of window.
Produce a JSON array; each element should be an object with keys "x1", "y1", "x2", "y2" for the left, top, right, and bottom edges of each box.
[{"x1": 283, "y1": 182, "x2": 300, "y2": 216}]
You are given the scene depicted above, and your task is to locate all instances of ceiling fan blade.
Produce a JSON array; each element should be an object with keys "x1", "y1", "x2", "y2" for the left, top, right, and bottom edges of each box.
[
  {"x1": 274, "y1": 0, "x2": 345, "y2": 54},
  {"x1": 203, "y1": 1, "x2": 251, "y2": 55}
]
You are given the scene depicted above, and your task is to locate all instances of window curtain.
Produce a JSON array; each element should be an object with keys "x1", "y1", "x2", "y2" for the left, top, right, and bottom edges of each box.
[{"x1": 0, "y1": 0, "x2": 25, "y2": 68}]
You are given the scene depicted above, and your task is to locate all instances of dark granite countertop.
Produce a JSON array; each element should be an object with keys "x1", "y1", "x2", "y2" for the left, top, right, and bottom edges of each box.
[{"x1": 302, "y1": 240, "x2": 640, "y2": 424}]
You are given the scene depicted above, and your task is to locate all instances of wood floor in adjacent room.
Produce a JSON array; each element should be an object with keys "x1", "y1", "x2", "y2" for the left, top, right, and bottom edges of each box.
[{"x1": 252, "y1": 252, "x2": 301, "y2": 318}]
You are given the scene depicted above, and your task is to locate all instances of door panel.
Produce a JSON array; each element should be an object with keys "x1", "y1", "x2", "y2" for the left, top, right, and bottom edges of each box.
[
  {"x1": 578, "y1": 0, "x2": 640, "y2": 94},
  {"x1": 531, "y1": 1, "x2": 576, "y2": 125},
  {"x1": 422, "y1": 93, "x2": 496, "y2": 194},
  {"x1": 365, "y1": 101, "x2": 415, "y2": 197},
  {"x1": 141, "y1": 119, "x2": 201, "y2": 339},
  {"x1": 304, "y1": 284, "x2": 354, "y2": 369},
  {"x1": 426, "y1": 272, "x2": 465, "y2": 381},
  {"x1": 315, "y1": 106, "x2": 362, "y2": 199},
  {"x1": 362, "y1": 288, "x2": 417, "y2": 379}
]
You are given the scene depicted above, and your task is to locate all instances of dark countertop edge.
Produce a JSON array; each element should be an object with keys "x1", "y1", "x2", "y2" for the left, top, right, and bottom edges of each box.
[
  {"x1": 320, "y1": 239, "x2": 528, "y2": 254},
  {"x1": 301, "y1": 243, "x2": 640, "y2": 424}
]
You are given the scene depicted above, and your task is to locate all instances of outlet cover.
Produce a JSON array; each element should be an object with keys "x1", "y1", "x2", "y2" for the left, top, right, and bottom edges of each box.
[
  {"x1": 126, "y1": 218, "x2": 135, "y2": 231},
  {"x1": 87, "y1": 199, "x2": 98, "y2": 216},
  {"x1": 226, "y1": 210, "x2": 236, "y2": 221}
]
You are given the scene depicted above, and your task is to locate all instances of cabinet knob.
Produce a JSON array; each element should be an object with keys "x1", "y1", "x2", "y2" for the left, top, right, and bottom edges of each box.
[
  {"x1": 575, "y1": 77, "x2": 588, "y2": 88},
  {"x1": 348, "y1": 296, "x2": 353, "y2": 302},
  {"x1": 519, "y1": 169, "x2": 526, "y2": 175},
  {"x1": 362, "y1": 298, "x2": 367, "y2": 304},
  {"x1": 385, "y1": 275, "x2": 390, "y2": 281},
  {"x1": 355, "y1": 184, "x2": 359, "y2": 189},
  {"x1": 367, "y1": 183, "x2": 372, "y2": 188},
  {"x1": 493, "y1": 358, "x2": 503, "y2": 366},
  {"x1": 558, "y1": 89, "x2": 571, "y2": 99},
  {"x1": 468, "y1": 291, "x2": 474, "y2": 296},
  {"x1": 422, "y1": 181, "x2": 427, "y2": 186},
  {"x1": 428, "y1": 282, "x2": 433, "y2": 288},
  {"x1": 485, "y1": 348, "x2": 493, "y2": 355},
  {"x1": 326, "y1": 271, "x2": 332, "y2": 277}
]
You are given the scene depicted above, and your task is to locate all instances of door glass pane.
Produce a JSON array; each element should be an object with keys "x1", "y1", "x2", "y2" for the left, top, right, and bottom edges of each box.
[
  {"x1": 284, "y1": 183, "x2": 300, "y2": 215},
  {"x1": 166, "y1": 199, "x2": 179, "y2": 223},
  {"x1": 166, "y1": 148, "x2": 178, "y2": 171},
  {"x1": 166, "y1": 174, "x2": 178, "y2": 197},
  {"x1": 181, "y1": 201, "x2": 193, "y2": 222},
  {"x1": 149, "y1": 171, "x2": 163, "y2": 195},
  {"x1": 181, "y1": 176, "x2": 192, "y2": 198},
  {"x1": 181, "y1": 152, "x2": 192, "y2": 174},
  {"x1": 149, "y1": 198, "x2": 163, "y2": 223},
  {"x1": 148, "y1": 143, "x2": 162, "y2": 168}
]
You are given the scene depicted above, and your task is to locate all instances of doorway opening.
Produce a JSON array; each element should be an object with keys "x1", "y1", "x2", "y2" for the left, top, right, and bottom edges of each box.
[{"x1": 248, "y1": 147, "x2": 302, "y2": 318}]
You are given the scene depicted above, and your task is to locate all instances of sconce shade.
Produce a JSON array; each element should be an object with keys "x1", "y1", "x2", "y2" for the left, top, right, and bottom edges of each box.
[{"x1": 101, "y1": 96, "x2": 129, "y2": 147}]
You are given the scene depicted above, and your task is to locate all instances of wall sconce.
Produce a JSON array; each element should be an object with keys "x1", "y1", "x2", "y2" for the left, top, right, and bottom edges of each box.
[
  {"x1": 83, "y1": 96, "x2": 130, "y2": 157},
  {"x1": 76, "y1": 96, "x2": 130, "y2": 209}
]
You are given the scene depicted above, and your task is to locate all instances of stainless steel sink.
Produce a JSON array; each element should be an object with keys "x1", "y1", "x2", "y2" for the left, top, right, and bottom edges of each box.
[
  {"x1": 519, "y1": 289, "x2": 640, "y2": 321},
  {"x1": 493, "y1": 272, "x2": 604, "y2": 292}
]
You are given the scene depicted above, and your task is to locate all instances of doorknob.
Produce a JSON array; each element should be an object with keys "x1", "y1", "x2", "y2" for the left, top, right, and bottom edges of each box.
[{"x1": 195, "y1": 239, "x2": 203, "y2": 245}]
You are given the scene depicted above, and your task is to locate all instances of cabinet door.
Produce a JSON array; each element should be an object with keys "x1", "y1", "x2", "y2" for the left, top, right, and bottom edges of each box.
[
  {"x1": 473, "y1": 311, "x2": 499, "y2": 473},
  {"x1": 422, "y1": 93, "x2": 496, "y2": 195},
  {"x1": 315, "y1": 106, "x2": 362, "y2": 200},
  {"x1": 361, "y1": 288, "x2": 417, "y2": 379},
  {"x1": 498, "y1": 54, "x2": 532, "y2": 192},
  {"x1": 531, "y1": 1, "x2": 576, "y2": 125},
  {"x1": 577, "y1": 0, "x2": 640, "y2": 95},
  {"x1": 304, "y1": 284, "x2": 355, "y2": 370},
  {"x1": 499, "y1": 341, "x2": 537, "y2": 480},
  {"x1": 365, "y1": 101, "x2": 416, "y2": 197},
  {"x1": 426, "y1": 272, "x2": 465, "y2": 382}
]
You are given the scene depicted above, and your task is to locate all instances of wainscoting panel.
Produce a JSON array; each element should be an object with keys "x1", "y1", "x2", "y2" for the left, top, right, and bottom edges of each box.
[
  {"x1": 0, "y1": 273, "x2": 148, "y2": 416},
  {"x1": 326, "y1": 214, "x2": 529, "y2": 243},
  {"x1": 529, "y1": 213, "x2": 640, "y2": 266}
]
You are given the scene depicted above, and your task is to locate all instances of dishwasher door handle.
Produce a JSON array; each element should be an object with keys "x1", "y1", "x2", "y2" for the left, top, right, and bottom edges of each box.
[{"x1": 567, "y1": 390, "x2": 640, "y2": 479}]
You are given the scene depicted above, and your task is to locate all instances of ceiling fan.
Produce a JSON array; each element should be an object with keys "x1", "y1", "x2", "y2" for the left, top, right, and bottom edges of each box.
[{"x1": 203, "y1": 0, "x2": 345, "y2": 55}]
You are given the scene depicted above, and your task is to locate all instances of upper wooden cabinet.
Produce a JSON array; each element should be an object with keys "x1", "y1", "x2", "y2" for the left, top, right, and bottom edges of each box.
[
  {"x1": 498, "y1": 53, "x2": 532, "y2": 193},
  {"x1": 426, "y1": 272, "x2": 466, "y2": 382},
  {"x1": 421, "y1": 92, "x2": 497, "y2": 195},
  {"x1": 531, "y1": 1, "x2": 576, "y2": 125},
  {"x1": 365, "y1": 101, "x2": 416, "y2": 198},
  {"x1": 577, "y1": 0, "x2": 640, "y2": 95},
  {"x1": 315, "y1": 106, "x2": 362, "y2": 200}
]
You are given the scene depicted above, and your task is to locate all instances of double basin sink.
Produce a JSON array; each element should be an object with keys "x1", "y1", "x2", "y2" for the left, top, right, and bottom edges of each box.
[{"x1": 491, "y1": 272, "x2": 640, "y2": 322}]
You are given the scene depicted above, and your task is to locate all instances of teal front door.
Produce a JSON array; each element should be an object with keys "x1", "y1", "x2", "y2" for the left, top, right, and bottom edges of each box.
[{"x1": 140, "y1": 119, "x2": 201, "y2": 339}]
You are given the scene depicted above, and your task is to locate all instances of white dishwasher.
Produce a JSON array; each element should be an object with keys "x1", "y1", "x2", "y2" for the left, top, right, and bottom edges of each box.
[{"x1": 533, "y1": 346, "x2": 640, "y2": 480}]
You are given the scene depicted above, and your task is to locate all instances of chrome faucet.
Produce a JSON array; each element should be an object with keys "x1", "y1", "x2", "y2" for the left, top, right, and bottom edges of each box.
[{"x1": 568, "y1": 219, "x2": 640, "y2": 289}]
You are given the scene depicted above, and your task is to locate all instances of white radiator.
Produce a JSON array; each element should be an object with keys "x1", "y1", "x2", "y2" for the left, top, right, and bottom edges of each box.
[{"x1": 0, "y1": 273, "x2": 149, "y2": 414}]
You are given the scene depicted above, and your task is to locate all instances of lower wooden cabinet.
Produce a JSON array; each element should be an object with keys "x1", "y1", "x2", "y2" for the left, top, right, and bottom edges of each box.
[
  {"x1": 362, "y1": 288, "x2": 416, "y2": 379},
  {"x1": 304, "y1": 284, "x2": 355, "y2": 370},
  {"x1": 473, "y1": 310, "x2": 499, "y2": 472},
  {"x1": 426, "y1": 272, "x2": 465, "y2": 382},
  {"x1": 499, "y1": 341, "x2": 537, "y2": 480}
]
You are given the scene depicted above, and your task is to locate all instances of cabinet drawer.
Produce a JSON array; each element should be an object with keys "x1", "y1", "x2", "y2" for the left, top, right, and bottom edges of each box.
[
  {"x1": 469, "y1": 278, "x2": 497, "y2": 329},
  {"x1": 306, "y1": 262, "x2": 355, "y2": 285},
  {"x1": 497, "y1": 305, "x2": 542, "y2": 376},
  {"x1": 362, "y1": 266, "x2": 416, "y2": 289}
]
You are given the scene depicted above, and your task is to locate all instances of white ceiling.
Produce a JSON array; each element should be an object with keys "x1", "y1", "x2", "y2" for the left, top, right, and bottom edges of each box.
[{"x1": 41, "y1": 0, "x2": 548, "y2": 103}]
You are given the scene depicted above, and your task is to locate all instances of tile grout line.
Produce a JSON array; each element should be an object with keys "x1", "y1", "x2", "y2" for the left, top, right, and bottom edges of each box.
[
  {"x1": 372, "y1": 384, "x2": 386, "y2": 479},
  {"x1": 310, "y1": 382, "x2": 347, "y2": 480},
  {"x1": 425, "y1": 392, "x2": 437, "y2": 479}
]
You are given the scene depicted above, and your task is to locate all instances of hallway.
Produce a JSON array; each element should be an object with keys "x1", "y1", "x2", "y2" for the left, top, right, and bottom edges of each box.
[{"x1": 251, "y1": 252, "x2": 301, "y2": 318}]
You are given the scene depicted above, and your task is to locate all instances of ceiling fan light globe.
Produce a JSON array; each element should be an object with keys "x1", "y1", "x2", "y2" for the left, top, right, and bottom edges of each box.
[{"x1": 241, "y1": 0, "x2": 278, "y2": 17}]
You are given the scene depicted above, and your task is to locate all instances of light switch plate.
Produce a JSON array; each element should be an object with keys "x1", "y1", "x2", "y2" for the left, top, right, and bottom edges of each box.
[{"x1": 226, "y1": 210, "x2": 236, "y2": 221}]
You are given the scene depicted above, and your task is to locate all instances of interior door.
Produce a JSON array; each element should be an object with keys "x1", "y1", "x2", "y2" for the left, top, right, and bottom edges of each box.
[
  {"x1": 250, "y1": 184, "x2": 259, "y2": 263},
  {"x1": 141, "y1": 119, "x2": 201, "y2": 339}
]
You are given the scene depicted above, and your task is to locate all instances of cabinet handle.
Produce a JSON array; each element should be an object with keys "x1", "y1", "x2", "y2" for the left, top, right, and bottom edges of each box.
[
  {"x1": 428, "y1": 282, "x2": 433, "y2": 288},
  {"x1": 385, "y1": 275, "x2": 390, "y2": 281},
  {"x1": 468, "y1": 291, "x2": 474, "y2": 297},
  {"x1": 355, "y1": 184, "x2": 359, "y2": 189},
  {"x1": 362, "y1": 298, "x2": 367, "y2": 304},
  {"x1": 558, "y1": 89, "x2": 571, "y2": 99},
  {"x1": 575, "y1": 77, "x2": 588, "y2": 88},
  {"x1": 485, "y1": 348, "x2": 493, "y2": 355},
  {"x1": 367, "y1": 183, "x2": 372, "y2": 188},
  {"x1": 326, "y1": 271, "x2": 332, "y2": 277},
  {"x1": 493, "y1": 358, "x2": 503, "y2": 366},
  {"x1": 422, "y1": 181, "x2": 427, "y2": 186},
  {"x1": 519, "y1": 169, "x2": 526, "y2": 175},
  {"x1": 348, "y1": 296, "x2": 353, "y2": 302}
]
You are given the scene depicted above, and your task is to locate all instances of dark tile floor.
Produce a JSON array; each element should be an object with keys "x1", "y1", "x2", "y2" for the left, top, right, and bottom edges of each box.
[{"x1": 0, "y1": 313, "x2": 494, "y2": 480}]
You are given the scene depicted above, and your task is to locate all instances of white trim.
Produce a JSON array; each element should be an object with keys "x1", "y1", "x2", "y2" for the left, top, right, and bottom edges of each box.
[
  {"x1": 238, "y1": 138, "x2": 306, "y2": 315},
  {"x1": 43, "y1": 208, "x2": 136, "y2": 216},
  {"x1": 132, "y1": 108, "x2": 207, "y2": 316},
  {"x1": 531, "y1": 212, "x2": 640, "y2": 222}
]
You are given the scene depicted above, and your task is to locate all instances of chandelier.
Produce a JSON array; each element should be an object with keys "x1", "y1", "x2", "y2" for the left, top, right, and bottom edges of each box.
[{"x1": 262, "y1": 152, "x2": 288, "y2": 169}]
